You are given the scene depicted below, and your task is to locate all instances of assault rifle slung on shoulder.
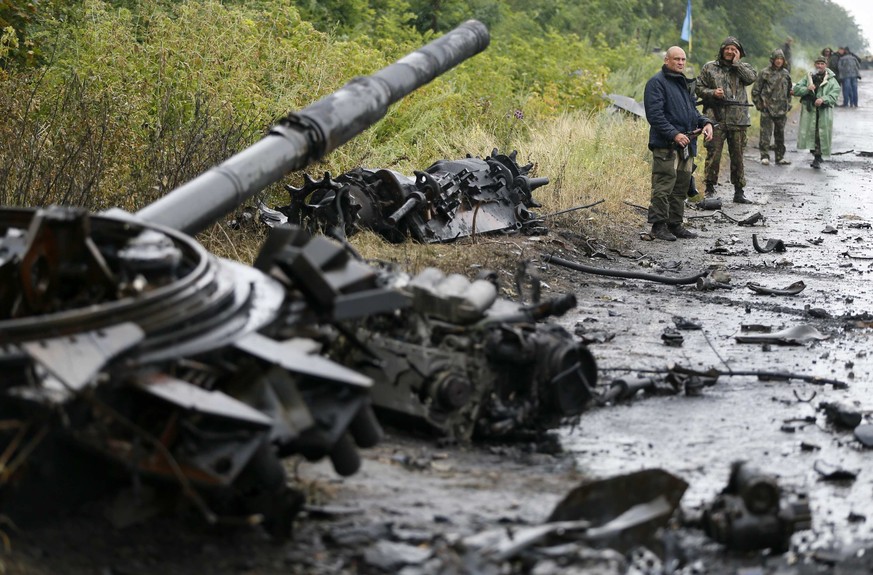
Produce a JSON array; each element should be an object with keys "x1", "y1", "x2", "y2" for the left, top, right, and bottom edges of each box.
[{"x1": 695, "y1": 99, "x2": 754, "y2": 108}]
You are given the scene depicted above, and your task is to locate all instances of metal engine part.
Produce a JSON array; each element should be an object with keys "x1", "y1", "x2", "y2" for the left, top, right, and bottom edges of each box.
[
  {"x1": 701, "y1": 461, "x2": 812, "y2": 552},
  {"x1": 331, "y1": 268, "x2": 598, "y2": 440},
  {"x1": 0, "y1": 20, "x2": 490, "y2": 535},
  {"x1": 279, "y1": 149, "x2": 550, "y2": 243}
]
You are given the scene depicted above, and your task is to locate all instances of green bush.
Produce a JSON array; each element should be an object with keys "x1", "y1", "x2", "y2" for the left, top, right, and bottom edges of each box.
[{"x1": 0, "y1": 0, "x2": 663, "y2": 246}]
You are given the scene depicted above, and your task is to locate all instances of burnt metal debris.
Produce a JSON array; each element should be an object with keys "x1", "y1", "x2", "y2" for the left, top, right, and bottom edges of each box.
[
  {"x1": 700, "y1": 461, "x2": 812, "y2": 552},
  {"x1": 327, "y1": 267, "x2": 598, "y2": 440},
  {"x1": 0, "y1": 21, "x2": 490, "y2": 534},
  {"x1": 746, "y1": 280, "x2": 807, "y2": 295},
  {"x1": 277, "y1": 149, "x2": 550, "y2": 243},
  {"x1": 543, "y1": 253, "x2": 709, "y2": 286}
]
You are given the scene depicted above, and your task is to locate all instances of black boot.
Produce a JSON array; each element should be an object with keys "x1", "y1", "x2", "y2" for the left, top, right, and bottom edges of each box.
[
  {"x1": 651, "y1": 222, "x2": 677, "y2": 241},
  {"x1": 811, "y1": 155, "x2": 822, "y2": 169},
  {"x1": 733, "y1": 187, "x2": 753, "y2": 204},
  {"x1": 704, "y1": 183, "x2": 716, "y2": 197},
  {"x1": 668, "y1": 224, "x2": 698, "y2": 239}
]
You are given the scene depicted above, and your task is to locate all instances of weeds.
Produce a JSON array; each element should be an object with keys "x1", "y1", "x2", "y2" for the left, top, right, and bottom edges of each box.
[{"x1": 0, "y1": 0, "x2": 656, "y2": 279}]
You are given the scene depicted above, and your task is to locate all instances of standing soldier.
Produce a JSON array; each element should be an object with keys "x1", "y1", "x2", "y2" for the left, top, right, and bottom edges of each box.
[
  {"x1": 752, "y1": 49, "x2": 793, "y2": 166},
  {"x1": 792, "y1": 55, "x2": 840, "y2": 169},
  {"x1": 696, "y1": 36, "x2": 757, "y2": 204}
]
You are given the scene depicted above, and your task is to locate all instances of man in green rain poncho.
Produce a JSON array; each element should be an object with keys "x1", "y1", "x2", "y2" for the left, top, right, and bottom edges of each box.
[{"x1": 791, "y1": 55, "x2": 841, "y2": 169}]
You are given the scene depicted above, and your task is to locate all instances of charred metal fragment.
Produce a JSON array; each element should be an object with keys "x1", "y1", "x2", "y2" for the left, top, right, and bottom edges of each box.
[
  {"x1": 696, "y1": 276, "x2": 733, "y2": 291},
  {"x1": 278, "y1": 149, "x2": 549, "y2": 243},
  {"x1": 0, "y1": 21, "x2": 490, "y2": 534},
  {"x1": 328, "y1": 267, "x2": 597, "y2": 440},
  {"x1": 746, "y1": 280, "x2": 806, "y2": 295},
  {"x1": 752, "y1": 233, "x2": 786, "y2": 253},
  {"x1": 718, "y1": 210, "x2": 764, "y2": 226},
  {"x1": 855, "y1": 424, "x2": 873, "y2": 447},
  {"x1": 0, "y1": 209, "x2": 391, "y2": 535},
  {"x1": 547, "y1": 468, "x2": 688, "y2": 552},
  {"x1": 734, "y1": 324, "x2": 828, "y2": 345},
  {"x1": 700, "y1": 461, "x2": 811, "y2": 552},
  {"x1": 819, "y1": 401, "x2": 863, "y2": 429},
  {"x1": 813, "y1": 460, "x2": 859, "y2": 482},
  {"x1": 598, "y1": 376, "x2": 657, "y2": 404},
  {"x1": 622, "y1": 364, "x2": 847, "y2": 389},
  {"x1": 692, "y1": 197, "x2": 722, "y2": 211},
  {"x1": 543, "y1": 253, "x2": 709, "y2": 285}
]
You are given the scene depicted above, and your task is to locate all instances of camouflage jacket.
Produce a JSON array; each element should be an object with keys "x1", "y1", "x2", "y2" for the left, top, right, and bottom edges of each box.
[
  {"x1": 751, "y1": 65, "x2": 792, "y2": 117},
  {"x1": 696, "y1": 59, "x2": 757, "y2": 128}
]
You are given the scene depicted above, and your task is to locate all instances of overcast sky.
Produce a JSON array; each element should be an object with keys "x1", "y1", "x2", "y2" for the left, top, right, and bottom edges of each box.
[{"x1": 831, "y1": 0, "x2": 873, "y2": 53}]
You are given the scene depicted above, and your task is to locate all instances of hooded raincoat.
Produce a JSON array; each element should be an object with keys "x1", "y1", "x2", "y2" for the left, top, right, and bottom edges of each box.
[
  {"x1": 792, "y1": 68, "x2": 840, "y2": 156},
  {"x1": 751, "y1": 49, "x2": 792, "y2": 117},
  {"x1": 696, "y1": 37, "x2": 757, "y2": 128}
]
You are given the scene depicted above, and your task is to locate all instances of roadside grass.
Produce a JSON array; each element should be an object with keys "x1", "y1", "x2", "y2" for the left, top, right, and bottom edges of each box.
[{"x1": 0, "y1": 0, "x2": 654, "y2": 284}]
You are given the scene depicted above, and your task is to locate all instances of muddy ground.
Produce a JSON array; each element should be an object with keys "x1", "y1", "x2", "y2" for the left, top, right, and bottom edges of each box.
[{"x1": 6, "y1": 87, "x2": 873, "y2": 574}]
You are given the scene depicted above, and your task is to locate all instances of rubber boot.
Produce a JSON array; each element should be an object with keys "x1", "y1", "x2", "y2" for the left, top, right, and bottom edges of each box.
[
  {"x1": 651, "y1": 222, "x2": 677, "y2": 241},
  {"x1": 733, "y1": 187, "x2": 753, "y2": 204}
]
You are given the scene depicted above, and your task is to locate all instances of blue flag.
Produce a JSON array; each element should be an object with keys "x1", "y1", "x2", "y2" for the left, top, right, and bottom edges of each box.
[{"x1": 681, "y1": 0, "x2": 692, "y2": 49}]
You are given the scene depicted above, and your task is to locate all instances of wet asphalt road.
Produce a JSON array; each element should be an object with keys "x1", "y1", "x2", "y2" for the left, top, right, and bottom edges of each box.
[{"x1": 558, "y1": 78, "x2": 873, "y2": 552}]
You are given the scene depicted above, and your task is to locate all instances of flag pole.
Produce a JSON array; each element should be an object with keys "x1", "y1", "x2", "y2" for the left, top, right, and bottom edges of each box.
[{"x1": 681, "y1": 0, "x2": 692, "y2": 59}]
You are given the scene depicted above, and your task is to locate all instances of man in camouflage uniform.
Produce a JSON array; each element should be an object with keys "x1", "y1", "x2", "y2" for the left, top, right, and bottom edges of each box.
[
  {"x1": 696, "y1": 36, "x2": 757, "y2": 204},
  {"x1": 752, "y1": 49, "x2": 793, "y2": 166}
]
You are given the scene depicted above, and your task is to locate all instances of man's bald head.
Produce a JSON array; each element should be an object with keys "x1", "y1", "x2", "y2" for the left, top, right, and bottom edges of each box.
[{"x1": 664, "y1": 46, "x2": 687, "y2": 74}]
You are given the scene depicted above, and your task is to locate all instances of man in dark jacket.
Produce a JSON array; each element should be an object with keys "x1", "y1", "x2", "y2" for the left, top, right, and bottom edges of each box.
[
  {"x1": 826, "y1": 47, "x2": 840, "y2": 81},
  {"x1": 644, "y1": 46, "x2": 714, "y2": 241},
  {"x1": 837, "y1": 47, "x2": 861, "y2": 107}
]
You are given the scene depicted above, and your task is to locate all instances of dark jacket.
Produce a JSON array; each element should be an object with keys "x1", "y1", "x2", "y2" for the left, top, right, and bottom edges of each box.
[{"x1": 644, "y1": 65, "x2": 711, "y2": 155}]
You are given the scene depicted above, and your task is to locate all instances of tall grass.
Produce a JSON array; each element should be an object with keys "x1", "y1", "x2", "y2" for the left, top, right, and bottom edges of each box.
[{"x1": 0, "y1": 0, "x2": 655, "y2": 273}]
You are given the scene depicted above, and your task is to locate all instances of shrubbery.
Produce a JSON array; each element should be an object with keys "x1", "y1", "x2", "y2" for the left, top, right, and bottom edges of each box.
[{"x1": 0, "y1": 0, "x2": 622, "y2": 217}]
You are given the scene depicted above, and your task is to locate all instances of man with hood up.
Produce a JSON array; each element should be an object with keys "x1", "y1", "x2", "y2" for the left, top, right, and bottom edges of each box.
[
  {"x1": 752, "y1": 49, "x2": 793, "y2": 166},
  {"x1": 791, "y1": 55, "x2": 840, "y2": 169},
  {"x1": 696, "y1": 36, "x2": 757, "y2": 203}
]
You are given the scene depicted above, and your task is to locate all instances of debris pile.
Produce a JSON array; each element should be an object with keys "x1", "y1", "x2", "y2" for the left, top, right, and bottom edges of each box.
[
  {"x1": 278, "y1": 149, "x2": 549, "y2": 243},
  {"x1": 328, "y1": 267, "x2": 598, "y2": 440},
  {"x1": 0, "y1": 20, "x2": 492, "y2": 533}
]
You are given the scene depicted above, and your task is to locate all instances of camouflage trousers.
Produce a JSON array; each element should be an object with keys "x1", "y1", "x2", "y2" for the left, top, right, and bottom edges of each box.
[
  {"x1": 647, "y1": 147, "x2": 693, "y2": 226},
  {"x1": 759, "y1": 113, "x2": 787, "y2": 161},
  {"x1": 703, "y1": 125, "x2": 747, "y2": 188}
]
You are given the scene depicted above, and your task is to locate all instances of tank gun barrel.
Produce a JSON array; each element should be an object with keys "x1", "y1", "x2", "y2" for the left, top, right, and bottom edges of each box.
[{"x1": 136, "y1": 20, "x2": 490, "y2": 235}]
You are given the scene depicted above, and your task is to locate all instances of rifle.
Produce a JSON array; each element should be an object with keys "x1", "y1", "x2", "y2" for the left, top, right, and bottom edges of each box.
[
  {"x1": 695, "y1": 99, "x2": 753, "y2": 108},
  {"x1": 675, "y1": 127, "x2": 705, "y2": 161},
  {"x1": 799, "y1": 71, "x2": 827, "y2": 109}
]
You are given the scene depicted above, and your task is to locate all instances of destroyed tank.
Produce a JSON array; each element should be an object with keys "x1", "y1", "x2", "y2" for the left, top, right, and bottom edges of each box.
[
  {"x1": 0, "y1": 21, "x2": 490, "y2": 536},
  {"x1": 278, "y1": 149, "x2": 551, "y2": 243}
]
